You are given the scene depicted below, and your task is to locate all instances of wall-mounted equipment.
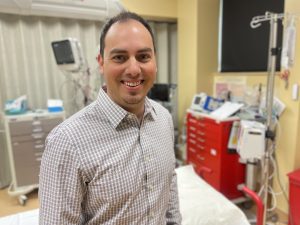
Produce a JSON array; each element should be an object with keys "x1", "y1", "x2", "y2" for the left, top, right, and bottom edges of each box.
[{"x1": 51, "y1": 38, "x2": 86, "y2": 72}]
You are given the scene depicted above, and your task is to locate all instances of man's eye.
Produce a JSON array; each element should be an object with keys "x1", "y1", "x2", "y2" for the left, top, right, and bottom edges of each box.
[
  {"x1": 112, "y1": 55, "x2": 127, "y2": 62},
  {"x1": 137, "y1": 54, "x2": 151, "y2": 62}
]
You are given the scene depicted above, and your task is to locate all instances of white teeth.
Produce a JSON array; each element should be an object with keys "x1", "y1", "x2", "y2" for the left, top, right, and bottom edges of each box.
[{"x1": 124, "y1": 81, "x2": 141, "y2": 87}]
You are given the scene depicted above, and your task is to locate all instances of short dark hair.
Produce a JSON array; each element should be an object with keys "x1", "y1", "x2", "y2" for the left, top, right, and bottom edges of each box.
[{"x1": 99, "y1": 11, "x2": 156, "y2": 57}]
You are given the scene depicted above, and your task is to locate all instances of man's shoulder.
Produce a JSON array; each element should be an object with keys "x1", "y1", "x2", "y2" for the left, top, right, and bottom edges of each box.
[{"x1": 47, "y1": 102, "x2": 102, "y2": 140}]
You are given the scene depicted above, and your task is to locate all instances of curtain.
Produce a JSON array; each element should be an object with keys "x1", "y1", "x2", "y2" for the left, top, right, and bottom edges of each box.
[{"x1": 0, "y1": 13, "x2": 177, "y2": 123}]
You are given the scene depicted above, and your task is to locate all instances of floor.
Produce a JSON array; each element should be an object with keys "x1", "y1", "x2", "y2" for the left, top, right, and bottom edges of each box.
[
  {"x1": 0, "y1": 187, "x2": 39, "y2": 217},
  {"x1": 239, "y1": 204, "x2": 289, "y2": 225}
]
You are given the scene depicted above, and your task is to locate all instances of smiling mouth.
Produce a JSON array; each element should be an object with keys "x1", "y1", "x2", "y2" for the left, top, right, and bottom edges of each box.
[{"x1": 122, "y1": 80, "x2": 144, "y2": 87}]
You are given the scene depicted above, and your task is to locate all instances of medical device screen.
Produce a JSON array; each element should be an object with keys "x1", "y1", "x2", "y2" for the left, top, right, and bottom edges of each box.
[{"x1": 51, "y1": 40, "x2": 75, "y2": 65}]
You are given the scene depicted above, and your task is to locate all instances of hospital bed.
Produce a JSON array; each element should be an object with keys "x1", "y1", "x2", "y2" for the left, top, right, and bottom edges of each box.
[{"x1": 0, "y1": 165, "x2": 250, "y2": 225}]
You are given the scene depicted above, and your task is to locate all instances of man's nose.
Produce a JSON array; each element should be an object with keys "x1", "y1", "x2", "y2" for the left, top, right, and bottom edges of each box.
[{"x1": 126, "y1": 57, "x2": 141, "y2": 76}]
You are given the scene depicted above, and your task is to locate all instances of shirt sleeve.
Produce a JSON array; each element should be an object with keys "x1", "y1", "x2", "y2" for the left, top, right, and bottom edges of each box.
[
  {"x1": 39, "y1": 129, "x2": 86, "y2": 225},
  {"x1": 166, "y1": 170, "x2": 182, "y2": 225},
  {"x1": 165, "y1": 113, "x2": 182, "y2": 225}
]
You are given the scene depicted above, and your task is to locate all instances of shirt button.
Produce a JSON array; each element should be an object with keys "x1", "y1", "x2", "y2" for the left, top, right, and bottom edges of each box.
[
  {"x1": 149, "y1": 212, "x2": 154, "y2": 219},
  {"x1": 148, "y1": 185, "x2": 153, "y2": 191},
  {"x1": 144, "y1": 156, "x2": 150, "y2": 162}
]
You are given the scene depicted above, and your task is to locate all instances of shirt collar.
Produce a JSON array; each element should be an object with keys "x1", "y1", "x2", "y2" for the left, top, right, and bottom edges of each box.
[{"x1": 96, "y1": 88, "x2": 157, "y2": 129}]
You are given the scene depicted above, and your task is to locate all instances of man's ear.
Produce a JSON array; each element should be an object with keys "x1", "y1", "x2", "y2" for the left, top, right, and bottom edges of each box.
[{"x1": 97, "y1": 53, "x2": 104, "y2": 74}]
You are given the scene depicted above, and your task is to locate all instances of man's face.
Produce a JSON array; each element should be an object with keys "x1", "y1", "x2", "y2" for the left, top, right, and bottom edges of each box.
[{"x1": 99, "y1": 19, "x2": 157, "y2": 113}]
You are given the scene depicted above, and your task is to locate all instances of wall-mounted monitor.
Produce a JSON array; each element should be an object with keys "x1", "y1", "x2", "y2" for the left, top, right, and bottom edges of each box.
[{"x1": 51, "y1": 38, "x2": 85, "y2": 72}]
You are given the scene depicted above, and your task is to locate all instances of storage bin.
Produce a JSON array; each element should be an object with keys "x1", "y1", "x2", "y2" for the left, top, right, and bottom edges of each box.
[{"x1": 288, "y1": 169, "x2": 300, "y2": 225}]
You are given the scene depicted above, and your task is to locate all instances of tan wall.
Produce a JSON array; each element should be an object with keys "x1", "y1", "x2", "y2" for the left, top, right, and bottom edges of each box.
[
  {"x1": 197, "y1": 0, "x2": 219, "y2": 95},
  {"x1": 121, "y1": 0, "x2": 300, "y2": 214},
  {"x1": 177, "y1": 0, "x2": 198, "y2": 124},
  {"x1": 120, "y1": 0, "x2": 177, "y2": 20}
]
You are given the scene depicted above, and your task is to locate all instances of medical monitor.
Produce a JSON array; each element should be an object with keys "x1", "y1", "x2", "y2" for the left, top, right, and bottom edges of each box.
[
  {"x1": 51, "y1": 38, "x2": 85, "y2": 72},
  {"x1": 190, "y1": 93, "x2": 207, "y2": 112},
  {"x1": 148, "y1": 84, "x2": 170, "y2": 102}
]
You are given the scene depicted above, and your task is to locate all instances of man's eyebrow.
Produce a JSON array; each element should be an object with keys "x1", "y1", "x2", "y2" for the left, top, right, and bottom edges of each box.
[
  {"x1": 137, "y1": 48, "x2": 153, "y2": 53},
  {"x1": 109, "y1": 48, "x2": 153, "y2": 55},
  {"x1": 109, "y1": 49, "x2": 127, "y2": 55}
]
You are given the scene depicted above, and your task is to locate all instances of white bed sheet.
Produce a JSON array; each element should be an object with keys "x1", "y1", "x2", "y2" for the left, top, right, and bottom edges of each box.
[
  {"x1": 0, "y1": 165, "x2": 250, "y2": 225},
  {"x1": 176, "y1": 165, "x2": 250, "y2": 225},
  {"x1": 0, "y1": 209, "x2": 38, "y2": 225}
]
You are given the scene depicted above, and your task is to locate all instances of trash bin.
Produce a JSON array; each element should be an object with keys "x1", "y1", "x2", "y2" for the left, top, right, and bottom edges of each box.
[{"x1": 287, "y1": 169, "x2": 300, "y2": 225}]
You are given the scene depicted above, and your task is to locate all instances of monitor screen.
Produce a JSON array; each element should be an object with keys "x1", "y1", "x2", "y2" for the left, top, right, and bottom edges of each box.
[
  {"x1": 219, "y1": 0, "x2": 284, "y2": 72},
  {"x1": 194, "y1": 96, "x2": 201, "y2": 105},
  {"x1": 148, "y1": 84, "x2": 170, "y2": 102},
  {"x1": 51, "y1": 40, "x2": 75, "y2": 65}
]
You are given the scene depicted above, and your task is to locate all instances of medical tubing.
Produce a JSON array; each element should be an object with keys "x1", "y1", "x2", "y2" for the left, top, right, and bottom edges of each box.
[{"x1": 241, "y1": 185, "x2": 264, "y2": 225}]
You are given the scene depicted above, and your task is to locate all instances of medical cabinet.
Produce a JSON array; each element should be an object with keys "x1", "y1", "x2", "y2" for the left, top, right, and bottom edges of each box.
[
  {"x1": 3, "y1": 111, "x2": 64, "y2": 204},
  {"x1": 186, "y1": 109, "x2": 245, "y2": 200}
]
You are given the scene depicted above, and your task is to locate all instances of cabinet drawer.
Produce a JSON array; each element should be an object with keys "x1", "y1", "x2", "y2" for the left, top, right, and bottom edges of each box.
[
  {"x1": 188, "y1": 158, "x2": 221, "y2": 190},
  {"x1": 9, "y1": 121, "x2": 34, "y2": 136},
  {"x1": 198, "y1": 163, "x2": 221, "y2": 191},
  {"x1": 8, "y1": 117, "x2": 63, "y2": 136},
  {"x1": 194, "y1": 151, "x2": 221, "y2": 172},
  {"x1": 41, "y1": 117, "x2": 63, "y2": 132},
  {"x1": 186, "y1": 147, "x2": 197, "y2": 163},
  {"x1": 187, "y1": 139, "x2": 206, "y2": 153},
  {"x1": 187, "y1": 123, "x2": 223, "y2": 142},
  {"x1": 11, "y1": 132, "x2": 47, "y2": 143},
  {"x1": 15, "y1": 165, "x2": 40, "y2": 187},
  {"x1": 11, "y1": 140, "x2": 44, "y2": 167}
]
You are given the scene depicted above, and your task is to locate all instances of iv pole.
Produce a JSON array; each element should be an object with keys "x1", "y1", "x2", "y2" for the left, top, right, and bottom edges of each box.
[
  {"x1": 251, "y1": 12, "x2": 280, "y2": 225},
  {"x1": 250, "y1": 12, "x2": 298, "y2": 225}
]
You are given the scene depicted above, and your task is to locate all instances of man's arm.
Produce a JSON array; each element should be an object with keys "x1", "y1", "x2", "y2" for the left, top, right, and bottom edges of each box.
[
  {"x1": 166, "y1": 169, "x2": 182, "y2": 225},
  {"x1": 165, "y1": 114, "x2": 182, "y2": 224},
  {"x1": 39, "y1": 130, "x2": 85, "y2": 225}
]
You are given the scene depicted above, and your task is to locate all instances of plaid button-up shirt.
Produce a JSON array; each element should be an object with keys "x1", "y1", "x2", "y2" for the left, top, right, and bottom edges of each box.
[{"x1": 39, "y1": 88, "x2": 182, "y2": 225}]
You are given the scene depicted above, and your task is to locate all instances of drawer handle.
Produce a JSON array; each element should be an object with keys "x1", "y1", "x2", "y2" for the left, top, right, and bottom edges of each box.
[
  {"x1": 35, "y1": 144, "x2": 44, "y2": 149},
  {"x1": 198, "y1": 138, "x2": 205, "y2": 143},
  {"x1": 198, "y1": 131, "x2": 205, "y2": 136},
  {"x1": 199, "y1": 123, "x2": 206, "y2": 127},
  {"x1": 33, "y1": 128, "x2": 43, "y2": 133},
  {"x1": 198, "y1": 145, "x2": 205, "y2": 150},
  {"x1": 36, "y1": 157, "x2": 42, "y2": 161},
  {"x1": 197, "y1": 166, "x2": 212, "y2": 178},
  {"x1": 189, "y1": 118, "x2": 197, "y2": 124},
  {"x1": 189, "y1": 133, "x2": 196, "y2": 138},
  {"x1": 32, "y1": 121, "x2": 41, "y2": 125},
  {"x1": 190, "y1": 126, "x2": 196, "y2": 131},
  {"x1": 35, "y1": 152, "x2": 43, "y2": 157},
  {"x1": 189, "y1": 139, "x2": 196, "y2": 144},
  {"x1": 197, "y1": 155, "x2": 205, "y2": 161},
  {"x1": 189, "y1": 148, "x2": 196, "y2": 153},
  {"x1": 32, "y1": 133, "x2": 44, "y2": 139}
]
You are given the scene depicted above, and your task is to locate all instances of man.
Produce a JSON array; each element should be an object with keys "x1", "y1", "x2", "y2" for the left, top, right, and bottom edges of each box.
[{"x1": 39, "y1": 11, "x2": 182, "y2": 225}]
